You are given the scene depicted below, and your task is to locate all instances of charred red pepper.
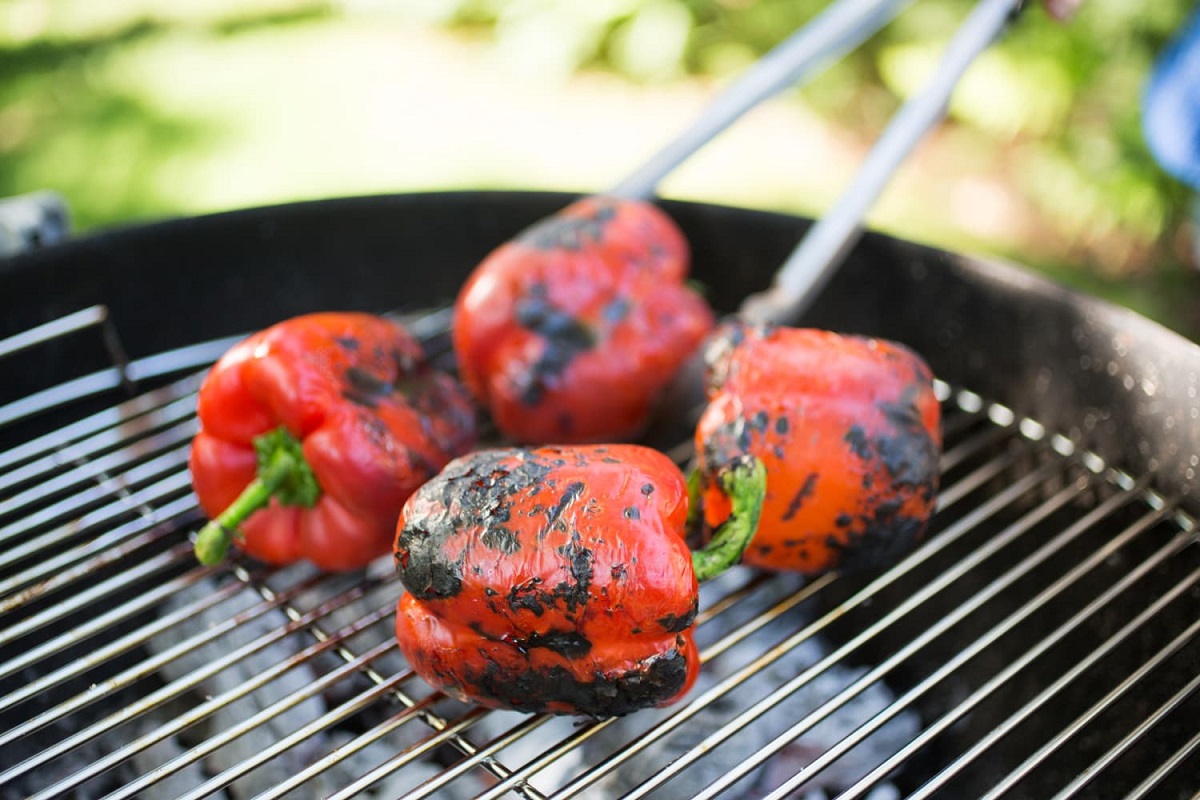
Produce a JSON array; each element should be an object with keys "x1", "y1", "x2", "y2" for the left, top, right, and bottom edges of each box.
[
  {"x1": 694, "y1": 322, "x2": 941, "y2": 576},
  {"x1": 393, "y1": 444, "x2": 764, "y2": 717},
  {"x1": 189, "y1": 312, "x2": 477, "y2": 571},
  {"x1": 452, "y1": 195, "x2": 715, "y2": 443}
]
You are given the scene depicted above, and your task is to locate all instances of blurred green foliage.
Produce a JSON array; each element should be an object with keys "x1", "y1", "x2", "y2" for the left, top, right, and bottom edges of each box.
[
  {"x1": 0, "y1": 1, "x2": 337, "y2": 230},
  {"x1": 419, "y1": 0, "x2": 1200, "y2": 334},
  {"x1": 1, "y1": 0, "x2": 1197, "y2": 335},
  {"x1": 436, "y1": 0, "x2": 1194, "y2": 268}
]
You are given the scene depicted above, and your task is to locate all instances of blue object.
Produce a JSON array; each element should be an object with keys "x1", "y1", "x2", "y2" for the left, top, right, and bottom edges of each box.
[{"x1": 1143, "y1": 9, "x2": 1200, "y2": 189}]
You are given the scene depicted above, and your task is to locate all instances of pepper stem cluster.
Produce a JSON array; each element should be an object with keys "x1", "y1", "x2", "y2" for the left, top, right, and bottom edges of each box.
[
  {"x1": 690, "y1": 455, "x2": 766, "y2": 582},
  {"x1": 193, "y1": 427, "x2": 321, "y2": 565}
]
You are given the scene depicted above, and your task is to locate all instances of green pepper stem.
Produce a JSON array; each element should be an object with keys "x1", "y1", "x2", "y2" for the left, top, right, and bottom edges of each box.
[
  {"x1": 193, "y1": 427, "x2": 321, "y2": 566},
  {"x1": 194, "y1": 479, "x2": 272, "y2": 565},
  {"x1": 690, "y1": 455, "x2": 766, "y2": 583}
]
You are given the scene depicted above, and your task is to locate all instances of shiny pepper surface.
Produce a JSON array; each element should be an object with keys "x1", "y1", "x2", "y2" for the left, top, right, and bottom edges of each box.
[
  {"x1": 695, "y1": 322, "x2": 941, "y2": 576},
  {"x1": 189, "y1": 312, "x2": 476, "y2": 571},
  {"x1": 393, "y1": 444, "x2": 764, "y2": 717},
  {"x1": 452, "y1": 195, "x2": 714, "y2": 443}
]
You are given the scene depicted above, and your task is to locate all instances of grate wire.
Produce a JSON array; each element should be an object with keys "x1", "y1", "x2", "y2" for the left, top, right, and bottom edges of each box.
[{"x1": 0, "y1": 308, "x2": 1197, "y2": 799}]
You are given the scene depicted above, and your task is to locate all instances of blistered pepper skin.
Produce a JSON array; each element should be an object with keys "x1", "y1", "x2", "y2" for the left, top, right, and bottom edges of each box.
[
  {"x1": 189, "y1": 312, "x2": 477, "y2": 571},
  {"x1": 452, "y1": 196, "x2": 714, "y2": 443},
  {"x1": 393, "y1": 444, "x2": 702, "y2": 717},
  {"x1": 695, "y1": 322, "x2": 942, "y2": 576}
]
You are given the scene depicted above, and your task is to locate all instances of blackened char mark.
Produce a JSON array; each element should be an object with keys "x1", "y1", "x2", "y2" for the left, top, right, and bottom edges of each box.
[
  {"x1": 541, "y1": 481, "x2": 586, "y2": 539},
  {"x1": 701, "y1": 416, "x2": 753, "y2": 473},
  {"x1": 396, "y1": 450, "x2": 555, "y2": 596},
  {"x1": 394, "y1": 524, "x2": 464, "y2": 600},
  {"x1": 702, "y1": 319, "x2": 777, "y2": 392},
  {"x1": 657, "y1": 597, "x2": 698, "y2": 633},
  {"x1": 467, "y1": 624, "x2": 593, "y2": 658},
  {"x1": 844, "y1": 425, "x2": 873, "y2": 461},
  {"x1": 466, "y1": 640, "x2": 691, "y2": 717},
  {"x1": 878, "y1": 395, "x2": 940, "y2": 494},
  {"x1": 602, "y1": 296, "x2": 631, "y2": 324},
  {"x1": 342, "y1": 347, "x2": 455, "y2": 428},
  {"x1": 523, "y1": 629, "x2": 592, "y2": 659},
  {"x1": 355, "y1": 411, "x2": 436, "y2": 477},
  {"x1": 481, "y1": 526, "x2": 520, "y2": 554},
  {"x1": 827, "y1": 512, "x2": 927, "y2": 574},
  {"x1": 513, "y1": 285, "x2": 597, "y2": 405},
  {"x1": 556, "y1": 535, "x2": 594, "y2": 614},
  {"x1": 342, "y1": 366, "x2": 391, "y2": 409},
  {"x1": 780, "y1": 473, "x2": 818, "y2": 522},
  {"x1": 508, "y1": 577, "x2": 546, "y2": 616}
]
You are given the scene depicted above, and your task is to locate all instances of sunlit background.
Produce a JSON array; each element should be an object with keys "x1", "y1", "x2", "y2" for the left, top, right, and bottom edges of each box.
[{"x1": 2, "y1": 0, "x2": 1197, "y2": 337}]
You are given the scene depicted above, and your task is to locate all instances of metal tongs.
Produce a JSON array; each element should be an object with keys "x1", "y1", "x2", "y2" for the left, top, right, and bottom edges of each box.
[
  {"x1": 608, "y1": 0, "x2": 1028, "y2": 328},
  {"x1": 634, "y1": 0, "x2": 1029, "y2": 437},
  {"x1": 743, "y1": 0, "x2": 1028, "y2": 325}
]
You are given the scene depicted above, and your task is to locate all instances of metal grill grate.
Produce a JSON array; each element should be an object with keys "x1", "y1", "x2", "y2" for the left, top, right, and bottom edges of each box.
[{"x1": 1, "y1": 308, "x2": 1198, "y2": 799}]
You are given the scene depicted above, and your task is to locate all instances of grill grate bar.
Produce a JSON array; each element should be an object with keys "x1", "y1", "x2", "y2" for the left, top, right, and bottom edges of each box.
[
  {"x1": 0, "y1": 296, "x2": 1194, "y2": 798},
  {"x1": 397, "y1": 713, "x2": 555, "y2": 800},
  {"x1": 0, "y1": 493, "x2": 198, "y2": 614},
  {"x1": 987, "y1": 604, "x2": 1200, "y2": 799},
  {"x1": 1124, "y1": 729, "x2": 1200, "y2": 800},
  {"x1": 935, "y1": 400, "x2": 983, "y2": 441},
  {"x1": 0, "y1": 306, "x2": 113, "y2": 362},
  {"x1": 33, "y1": 610, "x2": 394, "y2": 800},
  {"x1": 0, "y1": 338, "x2": 231, "y2": 432},
  {"x1": 1092, "y1": 693, "x2": 1200, "y2": 800},
  {"x1": 360, "y1": 577, "x2": 832, "y2": 800},
  {"x1": 699, "y1": 571, "x2": 836, "y2": 661},
  {"x1": 107, "y1": 634, "x2": 397, "y2": 800},
  {"x1": 548, "y1": 455, "x2": 1075, "y2": 799},
  {"x1": 0, "y1": 412, "x2": 196, "y2": 524},
  {"x1": 0, "y1": 568, "x2": 376, "y2": 778},
  {"x1": 480, "y1": 728, "x2": 618, "y2": 800},
  {"x1": 228, "y1": 577, "x2": 542, "y2": 800},
  {"x1": 694, "y1": 570, "x2": 777, "y2": 626},
  {"x1": 0, "y1": 535, "x2": 195, "y2": 647},
  {"x1": 1050, "y1": 653, "x2": 1200, "y2": 798},
  {"x1": 323, "y1": 707, "x2": 512, "y2": 800},
  {"x1": 455, "y1": 571, "x2": 834, "y2": 800},
  {"x1": 0, "y1": 564, "x2": 230, "y2": 709},
  {"x1": 932, "y1": 438, "x2": 1021, "y2": 510},
  {"x1": 0, "y1": 563, "x2": 348, "y2": 753},
  {"x1": 0, "y1": 447, "x2": 188, "y2": 549},
  {"x1": 0, "y1": 456, "x2": 192, "y2": 581},
  {"x1": 222, "y1": 554, "x2": 544, "y2": 800},
  {"x1": 248, "y1": 677, "x2": 451, "y2": 800},
  {"x1": 936, "y1": 413, "x2": 1012, "y2": 474},
  {"x1": 632, "y1": 470, "x2": 1121, "y2": 800},
  {"x1": 822, "y1": 502, "x2": 1191, "y2": 800},
  {"x1": 474, "y1": 722, "x2": 612, "y2": 800},
  {"x1": 0, "y1": 376, "x2": 199, "y2": 485}
]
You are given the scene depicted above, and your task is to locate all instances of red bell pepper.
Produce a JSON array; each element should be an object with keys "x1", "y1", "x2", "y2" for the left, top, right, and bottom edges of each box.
[
  {"x1": 393, "y1": 444, "x2": 764, "y2": 717},
  {"x1": 189, "y1": 312, "x2": 477, "y2": 572},
  {"x1": 694, "y1": 321, "x2": 941, "y2": 576},
  {"x1": 452, "y1": 195, "x2": 715, "y2": 443}
]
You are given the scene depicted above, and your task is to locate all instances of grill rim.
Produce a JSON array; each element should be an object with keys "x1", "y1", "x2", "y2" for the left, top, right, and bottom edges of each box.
[
  {"x1": 3, "y1": 190, "x2": 1198, "y2": 509},
  {"x1": 2, "y1": 191, "x2": 1200, "y2": 798}
]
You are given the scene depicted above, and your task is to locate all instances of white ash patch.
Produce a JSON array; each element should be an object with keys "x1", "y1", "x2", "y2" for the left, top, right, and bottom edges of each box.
[
  {"x1": 135, "y1": 560, "x2": 476, "y2": 798},
  {"x1": 575, "y1": 569, "x2": 920, "y2": 799}
]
